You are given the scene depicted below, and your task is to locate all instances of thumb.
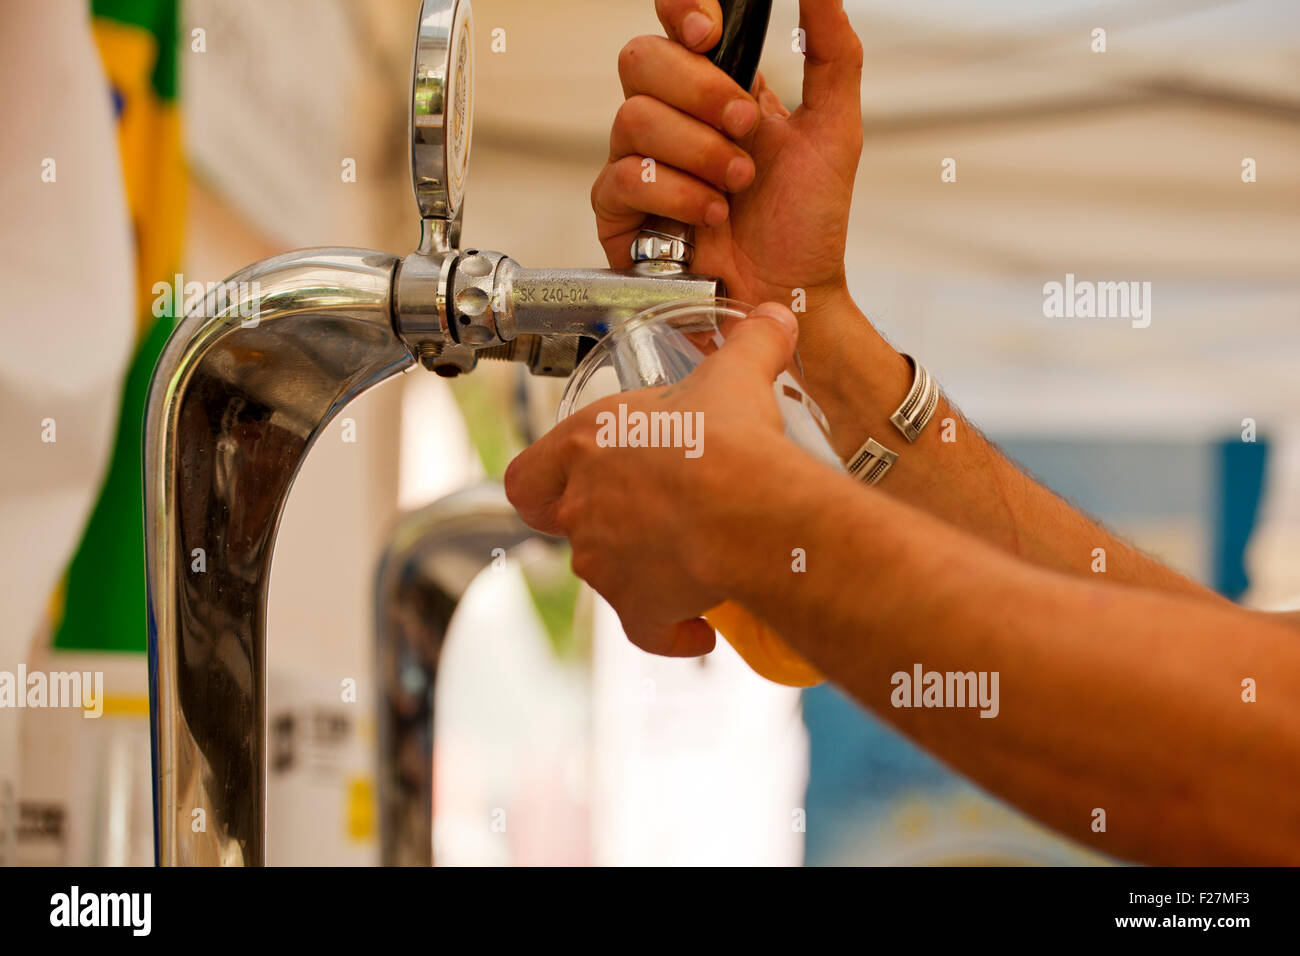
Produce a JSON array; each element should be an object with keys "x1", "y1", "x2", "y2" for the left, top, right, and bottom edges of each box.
[
  {"x1": 656, "y1": 0, "x2": 723, "y2": 53},
  {"x1": 797, "y1": 0, "x2": 864, "y2": 126},
  {"x1": 700, "y1": 302, "x2": 799, "y2": 385}
]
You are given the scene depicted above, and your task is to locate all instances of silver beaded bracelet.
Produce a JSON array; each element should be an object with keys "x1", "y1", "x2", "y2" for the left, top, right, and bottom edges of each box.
[{"x1": 845, "y1": 354, "x2": 939, "y2": 485}]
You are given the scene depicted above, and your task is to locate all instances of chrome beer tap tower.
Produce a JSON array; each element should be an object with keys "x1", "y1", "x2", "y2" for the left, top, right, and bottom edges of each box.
[{"x1": 144, "y1": 0, "x2": 769, "y2": 865}]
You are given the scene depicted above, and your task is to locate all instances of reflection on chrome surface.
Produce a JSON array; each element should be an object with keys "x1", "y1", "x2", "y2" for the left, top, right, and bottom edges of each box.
[
  {"x1": 145, "y1": 249, "x2": 414, "y2": 866},
  {"x1": 374, "y1": 483, "x2": 554, "y2": 866}
]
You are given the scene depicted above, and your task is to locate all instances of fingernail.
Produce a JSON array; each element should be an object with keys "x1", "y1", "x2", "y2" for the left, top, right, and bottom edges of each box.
[
  {"x1": 682, "y1": 11, "x2": 715, "y2": 49},
  {"x1": 725, "y1": 156, "x2": 755, "y2": 192},
  {"x1": 721, "y1": 99, "x2": 758, "y2": 138},
  {"x1": 751, "y1": 304, "x2": 798, "y2": 335},
  {"x1": 704, "y1": 201, "x2": 729, "y2": 227}
]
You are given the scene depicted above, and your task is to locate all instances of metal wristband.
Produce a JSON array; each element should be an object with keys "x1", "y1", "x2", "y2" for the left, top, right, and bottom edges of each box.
[
  {"x1": 846, "y1": 354, "x2": 938, "y2": 485},
  {"x1": 846, "y1": 437, "x2": 899, "y2": 486},
  {"x1": 890, "y1": 354, "x2": 939, "y2": 443}
]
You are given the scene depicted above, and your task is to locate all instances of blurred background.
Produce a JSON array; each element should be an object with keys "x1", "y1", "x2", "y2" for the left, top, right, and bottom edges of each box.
[{"x1": 1, "y1": 0, "x2": 1297, "y2": 865}]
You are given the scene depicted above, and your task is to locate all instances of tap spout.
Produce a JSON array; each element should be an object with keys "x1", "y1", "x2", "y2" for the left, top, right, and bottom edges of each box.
[
  {"x1": 374, "y1": 482, "x2": 552, "y2": 865},
  {"x1": 144, "y1": 248, "x2": 415, "y2": 866},
  {"x1": 395, "y1": 250, "x2": 725, "y2": 378},
  {"x1": 503, "y1": 265, "x2": 725, "y2": 340}
]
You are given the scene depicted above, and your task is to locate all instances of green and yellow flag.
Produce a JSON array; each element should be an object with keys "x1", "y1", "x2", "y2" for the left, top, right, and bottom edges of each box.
[{"x1": 51, "y1": 0, "x2": 184, "y2": 652}]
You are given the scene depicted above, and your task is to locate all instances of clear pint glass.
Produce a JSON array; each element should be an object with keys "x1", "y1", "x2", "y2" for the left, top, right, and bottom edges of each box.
[{"x1": 557, "y1": 299, "x2": 841, "y2": 687}]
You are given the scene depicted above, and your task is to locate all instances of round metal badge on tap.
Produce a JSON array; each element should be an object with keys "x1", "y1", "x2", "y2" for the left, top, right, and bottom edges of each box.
[{"x1": 411, "y1": 0, "x2": 475, "y2": 248}]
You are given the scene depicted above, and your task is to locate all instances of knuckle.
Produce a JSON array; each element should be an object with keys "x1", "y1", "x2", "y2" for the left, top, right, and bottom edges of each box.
[
  {"x1": 610, "y1": 155, "x2": 644, "y2": 194},
  {"x1": 562, "y1": 423, "x2": 598, "y2": 458},
  {"x1": 850, "y1": 37, "x2": 866, "y2": 70},
  {"x1": 842, "y1": 16, "x2": 866, "y2": 69},
  {"x1": 623, "y1": 620, "x2": 664, "y2": 656},
  {"x1": 618, "y1": 35, "x2": 655, "y2": 77},
  {"x1": 554, "y1": 496, "x2": 580, "y2": 532},
  {"x1": 618, "y1": 95, "x2": 655, "y2": 130},
  {"x1": 591, "y1": 162, "x2": 625, "y2": 216},
  {"x1": 613, "y1": 96, "x2": 654, "y2": 146},
  {"x1": 570, "y1": 546, "x2": 601, "y2": 584},
  {"x1": 502, "y1": 458, "x2": 524, "y2": 505}
]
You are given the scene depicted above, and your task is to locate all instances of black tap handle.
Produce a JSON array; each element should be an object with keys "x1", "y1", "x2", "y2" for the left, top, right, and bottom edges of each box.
[
  {"x1": 634, "y1": 0, "x2": 773, "y2": 267},
  {"x1": 710, "y1": 0, "x2": 773, "y2": 92}
]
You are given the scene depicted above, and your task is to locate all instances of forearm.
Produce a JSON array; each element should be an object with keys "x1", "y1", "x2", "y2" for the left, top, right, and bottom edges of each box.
[
  {"x1": 717, "y1": 452, "x2": 1300, "y2": 864},
  {"x1": 796, "y1": 293, "x2": 1219, "y2": 601}
]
